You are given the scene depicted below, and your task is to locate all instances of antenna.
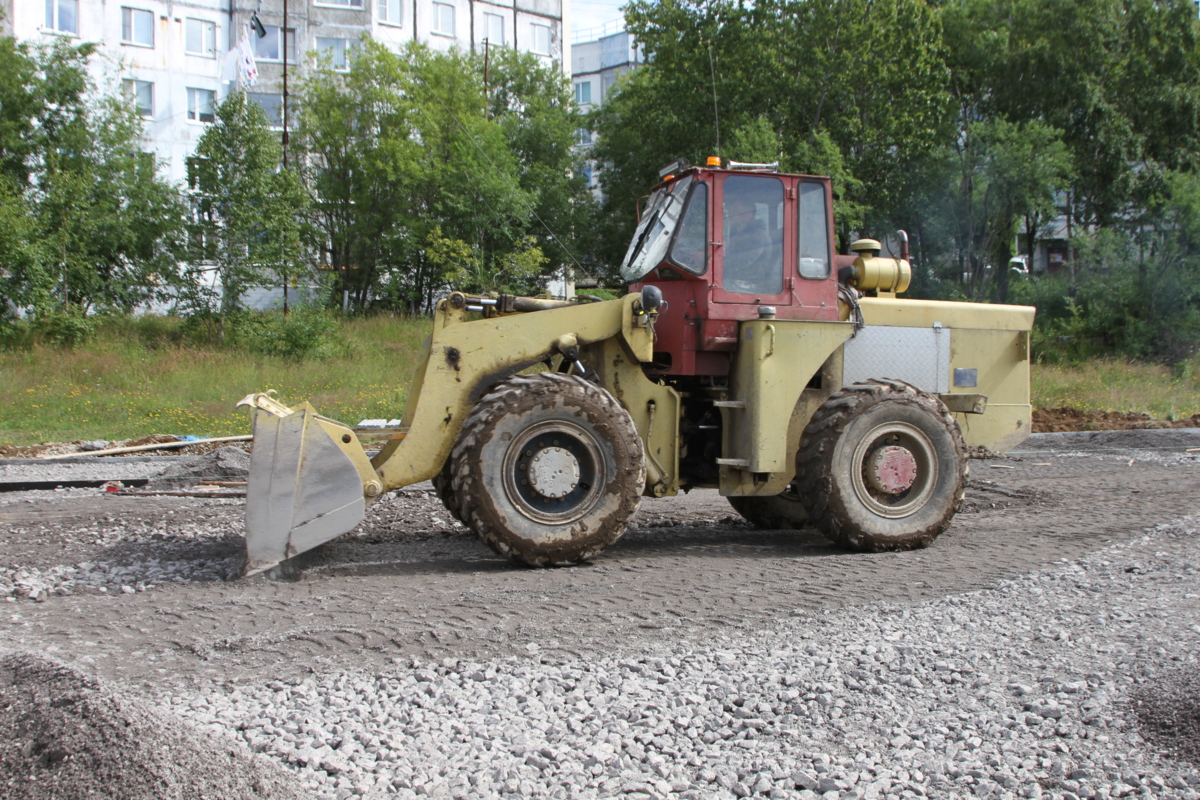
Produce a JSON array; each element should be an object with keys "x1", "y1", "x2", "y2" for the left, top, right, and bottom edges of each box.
[{"x1": 707, "y1": 41, "x2": 720, "y2": 157}]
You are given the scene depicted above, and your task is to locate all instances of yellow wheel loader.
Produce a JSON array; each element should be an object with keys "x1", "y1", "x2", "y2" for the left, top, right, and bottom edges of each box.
[{"x1": 238, "y1": 158, "x2": 1034, "y2": 576}]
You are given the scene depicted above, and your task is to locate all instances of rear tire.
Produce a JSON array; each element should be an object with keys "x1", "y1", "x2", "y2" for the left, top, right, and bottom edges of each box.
[
  {"x1": 451, "y1": 373, "x2": 645, "y2": 566},
  {"x1": 795, "y1": 379, "x2": 967, "y2": 552},
  {"x1": 727, "y1": 485, "x2": 808, "y2": 529}
]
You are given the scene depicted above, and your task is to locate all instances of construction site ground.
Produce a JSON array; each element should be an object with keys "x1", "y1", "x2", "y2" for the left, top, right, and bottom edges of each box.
[
  {"x1": 2, "y1": 428, "x2": 1199, "y2": 799},
  {"x1": 0, "y1": 430, "x2": 1195, "y2": 690}
]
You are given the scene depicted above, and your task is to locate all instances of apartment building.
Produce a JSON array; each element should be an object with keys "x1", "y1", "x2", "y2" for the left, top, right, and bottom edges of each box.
[
  {"x1": 569, "y1": 24, "x2": 640, "y2": 193},
  {"x1": 570, "y1": 23, "x2": 639, "y2": 116},
  {"x1": 9, "y1": 0, "x2": 569, "y2": 184}
]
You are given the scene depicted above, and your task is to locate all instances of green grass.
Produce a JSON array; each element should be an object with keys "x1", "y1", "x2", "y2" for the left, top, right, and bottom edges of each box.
[
  {"x1": 4, "y1": 316, "x2": 1200, "y2": 446},
  {"x1": 0, "y1": 315, "x2": 429, "y2": 445},
  {"x1": 1032, "y1": 357, "x2": 1200, "y2": 420}
]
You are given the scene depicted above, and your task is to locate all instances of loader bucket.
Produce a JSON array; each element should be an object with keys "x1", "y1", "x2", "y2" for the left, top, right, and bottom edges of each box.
[{"x1": 241, "y1": 404, "x2": 368, "y2": 577}]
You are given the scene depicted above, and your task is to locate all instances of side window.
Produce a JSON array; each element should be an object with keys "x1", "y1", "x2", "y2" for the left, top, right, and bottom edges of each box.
[
  {"x1": 798, "y1": 181, "x2": 830, "y2": 279},
  {"x1": 668, "y1": 182, "x2": 708, "y2": 274},
  {"x1": 722, "y1": 175, "x2": 784, "y2": 295}
]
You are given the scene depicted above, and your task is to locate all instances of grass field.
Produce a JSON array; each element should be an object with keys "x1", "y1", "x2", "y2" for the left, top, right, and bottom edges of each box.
[
  {"x1": 2, "y1": 315, "x2": 1200, "y2": 446},
  {"x1": 0, "y1": 315, "x2": 429, "y2": 445},
  {"x1": 1032, "y1": 358, "x2": 1200, "y2": 420}
]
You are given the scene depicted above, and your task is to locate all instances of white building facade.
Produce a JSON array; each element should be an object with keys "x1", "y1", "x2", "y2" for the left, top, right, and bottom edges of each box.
[
  {"x1": 5, "y1": 0, "x2": 569, "y2": 185},
  {"x1": 569, "y1": 25, "x2": 640, "y2": 191}
]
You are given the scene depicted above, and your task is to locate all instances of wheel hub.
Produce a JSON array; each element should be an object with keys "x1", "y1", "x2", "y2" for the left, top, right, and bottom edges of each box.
[
  {"x1": 867, "y1": 445, "x2": 918, "y2": 495},
  {"x1": 527, "y1": 446, "x2": 581, "y2": 499}
]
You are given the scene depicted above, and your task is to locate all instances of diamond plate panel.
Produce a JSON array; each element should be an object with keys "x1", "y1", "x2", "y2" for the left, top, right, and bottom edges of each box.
[{"x1": 842, "y1": 325, "x2": 950, "y2": 393}]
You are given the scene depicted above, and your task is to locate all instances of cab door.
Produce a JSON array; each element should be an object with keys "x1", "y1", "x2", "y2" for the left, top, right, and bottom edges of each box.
[{"x1": 712, "y1": 172, "x2": 793, "y2": 306}]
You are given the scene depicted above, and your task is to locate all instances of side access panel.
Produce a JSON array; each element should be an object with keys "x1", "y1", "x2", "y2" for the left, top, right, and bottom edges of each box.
[{"x1": 853, "y1": 298, "x2": 1035, "y2": 453}]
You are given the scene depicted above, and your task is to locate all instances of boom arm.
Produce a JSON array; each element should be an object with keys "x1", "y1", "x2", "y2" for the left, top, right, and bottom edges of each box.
[{"x1": 237, "y1": 293, "x2": 656, "y2": 576}]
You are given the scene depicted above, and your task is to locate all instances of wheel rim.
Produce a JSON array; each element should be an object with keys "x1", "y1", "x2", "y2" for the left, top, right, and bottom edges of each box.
[
  {"x1": 850, "y1": 421, "x2": 938, "y2": 519},
  {"x1": 502, "y1": 420, "x2": 606, "y2": 525}
]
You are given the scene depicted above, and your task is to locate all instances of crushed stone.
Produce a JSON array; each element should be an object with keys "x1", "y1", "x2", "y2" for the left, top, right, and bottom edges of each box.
[
  {"x1": 0, "y1": 651, "x2": 306, "y2": 800},
  {"x1": 162, "y1": 520, "x2": 1200, "y2": 800},
  {"x1": 147, "y1": 446, "x2": 251, "y2": 488}
]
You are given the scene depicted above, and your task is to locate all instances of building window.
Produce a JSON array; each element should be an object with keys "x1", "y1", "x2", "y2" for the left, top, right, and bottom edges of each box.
[
  {"x1": 575, "y1": 128, "x2": 592, "y2": 146},
  {"x1": 529, "y1": 22, "x2": 551, "y2": 55},
  {"x1": 483, "y1": 12, "x2": 504, "y2": 46},
  {"x1": 378, "y1": 0, "x2": 402, "y2": 25},
  {"x1": 431, "y1": 2, "x2": 455, "y2": 36},
  {"x1": 315, "y1": 37, "x2": 356, "y2": 69},
  {"x1": 185, "y1": 19, "x2": 216, "y2": 56},
  {"x1": 123, "y1": 79, "x2": 154, "y2": 117},
  {"x1": 247, "y1": 93, "x2": 283, "y2": 127},
  {"x1": 44, "y1": 0, "x2": 78, "y2": 34},
  {"x1": 187, "y1": 88, "x2": 216, "y2": 123},
  {"x1": 317, "y1": 0, "x2": 364, "y2": 6},
  {"x1": 121, "y1": 7, "x2": 154, "y2": 46},
  {"x1": 574, "y1": 81, "x2": 591, "y2": 105},
  {"x1": 253, "y1": 26, "x2": 297, "y2": 63}
]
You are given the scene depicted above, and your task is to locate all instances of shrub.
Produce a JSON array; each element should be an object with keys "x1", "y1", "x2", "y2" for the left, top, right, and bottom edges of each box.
[
  {"x1": 32, "y1": 310, "x2": 96, "y2": 348},
  {"x1": 243, "y1": 307, "x2": 342, "y2": 361}
]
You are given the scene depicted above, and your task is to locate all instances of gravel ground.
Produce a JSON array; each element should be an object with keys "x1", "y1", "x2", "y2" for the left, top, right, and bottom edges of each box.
[
  {"x1": 159, "y1": 519, "x2": 1200, "y2": 800},
  {"x1": 2, "y1": 431, "x2": 1200, "y2": 799}
]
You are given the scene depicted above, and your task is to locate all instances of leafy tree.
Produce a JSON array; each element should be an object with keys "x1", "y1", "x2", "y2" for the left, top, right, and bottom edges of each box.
[
  {"x1": 935, "y1": 119, "x2": 1073, "y2": 302},
  {"x1": 0, "y1": 35, "x2": 185, "y2": 319},
  {"x1": 484, "y1": 46, "x2": 592, "y2": 293},
  {"x1": 0, "y1": 179, "x2": 49, "y2": 323},
  {"x1": 188, "y1": 92, "x2": 307, "y2": 335},
  {"x1": 588, "y1": 0, "x2": 950, "y2": 272},
  {"x1": 296, "y1": 40, "x2": 584, "y2": 312},
  {"x1": 941, "y1": 0, "x2": 1200, "y2": 231},
  {"x1": 1013, "y1": 170, "x2": 1200, "y2": 363}
]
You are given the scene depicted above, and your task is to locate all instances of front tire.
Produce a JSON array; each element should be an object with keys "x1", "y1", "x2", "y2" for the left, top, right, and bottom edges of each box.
[
  {"x1": 795, "y1": 379, "x2": 967, "y2": 551},
  {"x1": 432, "y1": 459, "x2": 464, "y2": 525},
  {"x1": 451, "y1": 373, "x2": 645, "y2": 566}
]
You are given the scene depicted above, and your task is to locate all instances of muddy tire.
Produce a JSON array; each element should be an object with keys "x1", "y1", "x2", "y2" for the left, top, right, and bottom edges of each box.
[
  {"x1": 451, "y1": 373, "x2": 645, "y2": 567},
  {"x1": 795, "y1": 379, "x2": 967, "y2": 552},
  {"x1": 432, "y1": 459, "x2": 463, "y2": 525},
  {"x1": 727, "y1": 485, "x2": 808, "y2": 529}
]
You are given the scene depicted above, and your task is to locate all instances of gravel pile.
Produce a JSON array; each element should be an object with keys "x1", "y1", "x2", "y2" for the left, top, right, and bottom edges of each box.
[
  {"x1": 0, "y1": 650, "x2": 306, "y2": 800},
  {"x1": 147, "y1": 446, "x2": 251, "y2": 488},
  {"x1": 161, "y1": 520, "x2": 1200, "y2": 800}
]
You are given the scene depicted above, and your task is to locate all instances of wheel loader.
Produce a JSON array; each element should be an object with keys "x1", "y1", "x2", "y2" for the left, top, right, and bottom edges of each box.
[{"x1": 237, "y1": 157, "x2": 1035, "y2": 576}]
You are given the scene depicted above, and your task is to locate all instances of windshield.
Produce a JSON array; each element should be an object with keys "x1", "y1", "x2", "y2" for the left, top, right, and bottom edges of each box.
[{"x1": 620, "y1": 175, "x2": 693, "y2": 282}]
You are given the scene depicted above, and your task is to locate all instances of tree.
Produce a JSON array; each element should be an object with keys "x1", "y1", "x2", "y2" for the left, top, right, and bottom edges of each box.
[
  {"x1": 938, "y1": 119, "x2": 1073, "y2": 302},
  {"x1": 0, "y1": 35, "x2": 186, "y2": 319},
  {"x1": 188, "y1": 92, "x2": 307, "y2": 333},
  {"x1": 296, "y1": 40, "x2": 583, "y2": 313},
  {"x1": 940, "y1": 0, "x2": 1200, "y2": 231},
  {"x1": 587, "y1": 0, "x2": 951, "y2": 272}
]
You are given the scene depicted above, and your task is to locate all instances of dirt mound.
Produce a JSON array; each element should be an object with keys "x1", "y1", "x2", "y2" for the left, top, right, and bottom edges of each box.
[
  {"x1": 0, "y1": 651, "x2": 304, "y2": 800},
  {"x1": 148, "y1": 446, "x2": 251, "y2": 488},
  {"x1": 125, "y1": 434, "x2": 182, "y2": 448},
  {"x1": 1033, "y1": 407, "x2": 1200, "y2": 433},
  {"x1": 0, "y1": 443, "x2": 51, "y2": 458}
]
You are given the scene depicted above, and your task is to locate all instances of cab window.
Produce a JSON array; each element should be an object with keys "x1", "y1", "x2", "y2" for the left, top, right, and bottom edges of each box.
[
  {"x1": 798, "y1": 181, "x2": 830, "y2": 279},
  {"x1": 668, "y1": 182, "x2": 708, "y2": 274},
  {"x1": 722, "y1": 175, "x2": 784, "y2": 295}
]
